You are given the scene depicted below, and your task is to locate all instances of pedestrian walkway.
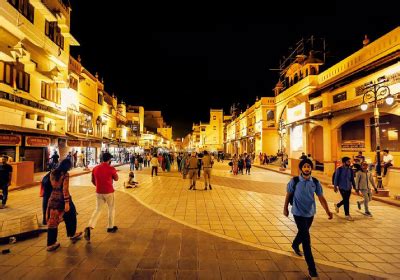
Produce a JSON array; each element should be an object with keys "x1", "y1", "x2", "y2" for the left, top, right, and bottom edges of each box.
[
  {"x1": 11, "y1": 162, "x2": 127, "y2": 191},
  {"x1": 123, "y1": 163, "x2": 400, "y2": 278},
  {"x1": 0, "y1": 173, "x2": 382, "y2": 279},
  {"x1": 254, "y1": 163, "x2": 400, "y2": 207}
]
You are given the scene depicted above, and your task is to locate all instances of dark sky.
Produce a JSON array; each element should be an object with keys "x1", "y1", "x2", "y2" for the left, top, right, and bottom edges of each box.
[{"x1": 68, "y1": 1, "x2": 399, "y2": 138}]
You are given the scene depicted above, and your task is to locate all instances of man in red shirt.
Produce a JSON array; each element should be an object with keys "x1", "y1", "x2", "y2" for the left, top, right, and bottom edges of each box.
[{"x1": 84, "y1": 152, "x2": 118, "y2": 241}]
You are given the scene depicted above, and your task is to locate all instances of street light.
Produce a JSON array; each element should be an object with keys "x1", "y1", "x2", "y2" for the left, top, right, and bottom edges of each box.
[
  {"x1": 278, "y1": 118, "x2": 287, "y2": 155},
  {"x1": 359, "y1": 77, "x2": 396, "y2": 191}
]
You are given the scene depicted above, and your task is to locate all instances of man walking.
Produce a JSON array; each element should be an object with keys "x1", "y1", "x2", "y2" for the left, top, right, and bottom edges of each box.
[
  {"x1": 84, "y1": 152, "x2": 118, "y2": 241},
  {"x1": 0, "y1": 155, "x2": 12, "y2": 209},
  {"x1": 334, "y1": 156, "x2": 356, "y2": 221},
  {"x1": 283, "y1": 158, "x2": 332, "y2": 279},
  {"x1": 188, "y1": 152, "x2": 198, "y2": 190},
  {"x1": 202, "y1": 151, "x2": 213, "y2": 190}
]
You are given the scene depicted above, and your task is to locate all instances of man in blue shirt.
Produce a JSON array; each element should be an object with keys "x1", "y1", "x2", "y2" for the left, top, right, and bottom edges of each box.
[
  {"x1": 333, "y1": 156, "x2": 356, "y2": 221},
  {"x1": 283, "y1": 158, "x2": 332, "y2": 279}
]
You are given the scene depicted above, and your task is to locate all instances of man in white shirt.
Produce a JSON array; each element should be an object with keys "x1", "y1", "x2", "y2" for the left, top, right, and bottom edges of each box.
[{"x1": 383, "y1": 149, "x2": 394, "y2": 176}]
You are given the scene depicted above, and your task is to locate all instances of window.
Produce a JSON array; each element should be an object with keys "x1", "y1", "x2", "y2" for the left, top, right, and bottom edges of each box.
[
  {"x1": 213, "y1": 126, "x2": 216, "y2": 130},
  {"x1": 98, "y1": 93, "x2": 103, "y2": 105},
  {"x1": 1, "y1": 62, "x2": 30, "y2": 92},
  {"x1": 333, "y1": 91, "x2": 347, "y2": 103},
  {"x1": 311, "y1": 101, "x2": 323, "y2": 111},
  {"x1": 201, "y1": 128, "x2": 205, "y2": 132},
  {"x1": 41, "y1": 82, "x2": 60, "y2": 104},
  {"x1": 8, "y1": 0, "x2": 34, "y2": 23},
  {"x1": 371, "y1": 115, "x2": 400, "y2": 152},
  {"x1": 213, "y1": 115, "x2": 216, "y2": 120},
  {"x1": 69, "y1": 76, "x2": 78, "y2": 91},
  {"x1": 45, "y1": 20, "x2": 64, "y2": 49}
]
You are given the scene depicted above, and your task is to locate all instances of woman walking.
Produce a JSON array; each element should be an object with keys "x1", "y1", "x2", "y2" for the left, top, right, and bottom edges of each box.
[{"x1": 46, "y1": 159, "x2": 82, "y2": 251}]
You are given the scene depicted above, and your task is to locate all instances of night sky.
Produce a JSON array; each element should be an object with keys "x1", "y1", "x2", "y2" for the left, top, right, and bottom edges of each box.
[{"x1": 68, "y1": 1, "x2": 399, "y2": 138}]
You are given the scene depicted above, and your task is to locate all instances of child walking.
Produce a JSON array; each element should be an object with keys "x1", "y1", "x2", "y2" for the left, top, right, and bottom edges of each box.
[{"x1": 355, "y1": 161, "x2": 375, "y2": 217}]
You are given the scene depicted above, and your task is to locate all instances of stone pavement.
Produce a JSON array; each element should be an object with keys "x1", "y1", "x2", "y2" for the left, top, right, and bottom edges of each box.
[
  {"x1": 0, "y1": 163, "x2": 397, "y2": 279},
  {"x1": 253, "y1": 163, "x2": 400, "y2": 208},
  {"x1": 125, "y1": 163, "x2": 400, "y2": 279},
  {"x1": 0, "y1": 174, "x2": 382, "y2": 280}
]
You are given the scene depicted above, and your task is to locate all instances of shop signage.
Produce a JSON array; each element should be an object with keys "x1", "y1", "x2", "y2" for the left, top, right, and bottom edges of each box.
[
  {"x1": 67, "y1": 140, "x2": 82, "y2": 147},
  {"x1": 287, "y1": 103, "x2": 306, "y2": 123},
  {"x1": 0, "y1": 134, "x2": 21, "y2": 146},
  {"x1": 0, "y1": 91, "x2": 64, "y2": 116},
  {"x1": 341, "y1": 140, "x2": 365, "y2": 151},
  {"x1": 25, "y1": 136, "x2": 50, "y2": 147},
  {"x1": 82, "y1": 140, "x2": 90, "y2": 147}
]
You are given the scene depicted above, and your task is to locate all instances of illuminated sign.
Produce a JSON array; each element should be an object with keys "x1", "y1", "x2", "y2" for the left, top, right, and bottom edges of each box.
[
  {"x1": 0, "y1": 134, "x2": 21, "y2": 146},
  {"x1": 287, "y1": 103, "x2": 306, "y2": 123},
  {"x1": 341, "y1": 140, "x2": 365, "y2": 151},
  {"x1": 25, "y1": 136, "x2": 50, "y2": 147},
  {"x1": 290, "y1": 125, "x2": 303, "y2": 152}
]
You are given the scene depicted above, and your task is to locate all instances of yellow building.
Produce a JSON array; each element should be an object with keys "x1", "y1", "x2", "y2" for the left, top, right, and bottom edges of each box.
[
  {"x1": 225, "y1": 97, "x2": 277, "y2": 157},
  {"x1": 185, "y1": 109, "x2": 225, "y2": 153},
  {"x1": 157, "y1": 126, "x2": 172, "y2": 141},
  {"x1": 0, "y1": 0, "x2": 78, "y2": 171},
  {"x1": 273, "y1": 28, "x2": 400, "y2": 176}
]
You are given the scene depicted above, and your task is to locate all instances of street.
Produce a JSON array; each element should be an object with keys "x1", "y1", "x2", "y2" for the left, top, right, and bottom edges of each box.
[{"x1": 0, "y1": 162, "x2": 398, "y2": 279}]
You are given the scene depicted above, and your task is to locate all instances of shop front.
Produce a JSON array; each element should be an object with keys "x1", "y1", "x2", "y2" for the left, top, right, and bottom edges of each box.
[
  {"x1": 22, "y1": 136, "x2": 51, "y2": 172},
  {"x1": 0, "y1": 134, "x2": 21, "y2": 162}
]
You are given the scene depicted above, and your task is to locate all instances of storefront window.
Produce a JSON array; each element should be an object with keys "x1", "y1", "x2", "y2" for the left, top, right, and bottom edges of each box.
[{"x1": 371, "y1": 115, "x2": 400, "y2": 152}]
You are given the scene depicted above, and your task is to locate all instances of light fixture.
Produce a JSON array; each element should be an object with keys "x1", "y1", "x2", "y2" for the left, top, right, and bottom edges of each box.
[
  {"x1": 385, "y1": 95, "x2": 394, "y2": 105},
  {"x1": 360, "y1": 102, "x2": 368, "y2": 111}
]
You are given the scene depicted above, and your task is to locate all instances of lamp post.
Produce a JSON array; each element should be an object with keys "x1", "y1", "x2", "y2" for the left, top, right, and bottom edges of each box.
[
  {"x1": 360, "y1": 77, "x2": 395, "y2": 191},
  {"x1": 278, "y1": 119, "x2": 287, "y2": 155},
  {"x1": 84, "y1": 115, "x2": 92, "y2": 171}
]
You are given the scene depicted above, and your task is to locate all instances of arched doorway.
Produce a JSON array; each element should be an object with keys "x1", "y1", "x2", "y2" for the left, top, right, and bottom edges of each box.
[{"x1": 309, "y1": 126, "x2": 324, "y2": 169}]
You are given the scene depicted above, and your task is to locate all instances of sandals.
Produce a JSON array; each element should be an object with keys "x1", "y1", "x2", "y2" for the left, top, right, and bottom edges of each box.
[
  {"x1": 47, "y1": 243, "x2": 60, "y2": 252},
  {"x1": 70, "y1": 232, "x2": 83, "y2": 243}
]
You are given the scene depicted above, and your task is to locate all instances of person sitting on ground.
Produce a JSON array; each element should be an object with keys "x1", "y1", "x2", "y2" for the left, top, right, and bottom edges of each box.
[{"x1": 124, "y1": 171, "x2": 138, "y2": 188}]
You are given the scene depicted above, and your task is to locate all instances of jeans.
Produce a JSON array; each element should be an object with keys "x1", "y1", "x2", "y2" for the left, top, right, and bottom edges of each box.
[
  {"x1": 358, "y1": 189, "x2": 372, "y2": 213},
  {"x1": 130, "y1": 163, "x2": 134, "y2": 171},
  {"x1": 88, "y1": 193, "x2": 115, "y2": 229},
  {"x1": 337, "y1": 189, "x2": 352, "y2": 216},
  {"x1": 151, "y1": 166, "x2": 158, "y2": 176},
  {"x1": 383, "y1": 163, "x2": 392, "y2": 176},
  {"x1": 293, "y1": 215, "x2": 316, "y2": 275},
  {"x1": 1, "y1": 183, "x2": 9, "y2": 205}
]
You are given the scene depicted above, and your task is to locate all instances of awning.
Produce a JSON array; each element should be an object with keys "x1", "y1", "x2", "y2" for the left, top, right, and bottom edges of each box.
[{"x1": 0, "y1": 124, "x2": 65, "y2": 137}]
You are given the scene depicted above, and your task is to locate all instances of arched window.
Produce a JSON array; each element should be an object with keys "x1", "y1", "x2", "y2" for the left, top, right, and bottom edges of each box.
[
  {"x1": 310, "y1": 66, "x2": 317, "y2": 75},
  {"x1": 294, "y1": 73, "x2": 299, "y2": 84}
]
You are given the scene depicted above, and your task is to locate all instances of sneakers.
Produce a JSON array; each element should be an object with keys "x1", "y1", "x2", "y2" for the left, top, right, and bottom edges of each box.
[
  {"x1": 0, "y1": 204, "x2": 5, "y2": 209},
  {"x1": 107, "y1": 226, "x2": 118, "y2": 233},
  {"x1": 209, "y1": 185, "x2": 212, "y2": 190},
  {"x1": 345, "y1": 215, "x2": 354, "y2": 221},
  {"x1": 291, "y1": 244, "x2": 302, "y2": 257},
  {"x1": 357, "y1": 201, "x2": 361, "y2": 210},
  {"x1": 365, "y1": 211, "x2": 373, "y2": 217},
  {"x1": 70, "y1": 232, "x2": 82, "y2": 243},
  {"x1": 334, "y1": 203, "x2": 339, "y2": 213},
  {"x1": 84, "y1": 227, "x2": 91, "y2": 241},
  {"x1": 309, "y1": 271, "x2": 318, "y2": 278},
  {"x1": 47, "y1": 243, "x2": 60, "y2": 252}
]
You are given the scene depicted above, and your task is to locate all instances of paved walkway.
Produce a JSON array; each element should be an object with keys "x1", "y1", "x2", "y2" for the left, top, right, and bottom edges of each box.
[
  {"x1": 124, "y1": 163, "x2": 400, "y2": 278},
  {"x1": 0, "y1": 163, "x2": 398, "y2": 279},
  {"x1": 253, "y1": 163, "x2": 400, "y2": 207},
  {"x1": 0, "y1": 173, "x2": 383, "y2": 279}
]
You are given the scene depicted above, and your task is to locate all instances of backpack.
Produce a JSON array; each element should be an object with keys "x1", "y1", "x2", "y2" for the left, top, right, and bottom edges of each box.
[{"x1": 289, "y1": 176, "x2": 320, "y2": 205}]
